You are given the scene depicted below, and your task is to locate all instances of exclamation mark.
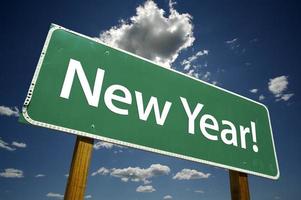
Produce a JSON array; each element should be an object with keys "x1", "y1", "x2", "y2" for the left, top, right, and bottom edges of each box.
[{"x1": 251, "y1": 121, "x2": 259, "y2": 152}]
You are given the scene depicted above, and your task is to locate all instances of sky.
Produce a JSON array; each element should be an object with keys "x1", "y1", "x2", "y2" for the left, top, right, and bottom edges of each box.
[{"x1": 0, "y1": 0, "x2": 300, "y2": 199}]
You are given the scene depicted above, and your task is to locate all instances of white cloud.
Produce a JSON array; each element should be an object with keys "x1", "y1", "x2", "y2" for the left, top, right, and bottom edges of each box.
[
  {"x1": 163, "y1": 195, "x2": 173, "y2": 199},
  {"x1": 35, "y1": 174, "x2": 45, "y2": 178},
  {"x1": 249, "y1": 89, "x2": 258, "y2": 93},
  {"x1": 173, "y1": 169, "x2": 210, "y2": 180},
  {"x1": 110, "y1": 164, "x2": 170, "y2": 184},
  {"x1": 12, "y1": 141, "x2": 27, "y2": 148},
  {"x1": 0, "y1": 106, "x2": 19, "y2": 117},
  {"x1": 0, "y1": 138, "x2": 16, "y2": 151},
  {"x1": 93, "y1": 141, "x2": 114, "y2": 150},
  {"x1": 194, "y1": 189, "x2": 204, "y2": 194},
  {"x1": 181, "y1": 49, "x2": 209, "y2": 70},
  {"x1": 91, "y1": 167, "x2": 110, "y2": 176},
  {"x1": 0, "y1": 168, "x2": 24, "y2": 178},
  {"x1": 225, "y1": 38, "x2": 238, "y2": 44},
  {"x1": 136, "y1": 185, "x2": 156, "y2": 193},
  {"x1": 92, "y1": 164, "x2": 170, "y2": 184},
  {"x1": 268, "y1": 76, "x2": 294, "y2": 101},
  {"x1": 268, "y1": 76, "x2": 288, "y2": 95},
  {"x1": 259, "y1": 95, "x2": 265, "y2": 101},
  {"x1": 46, "y1": 192, "x2": 64, "y2": 199},
  {"x1": 85, "y1": 195, "x2": 92, "y2": 199},
  {"x1": 99, "y1": 0, "x2": 194, "y2": 67}
]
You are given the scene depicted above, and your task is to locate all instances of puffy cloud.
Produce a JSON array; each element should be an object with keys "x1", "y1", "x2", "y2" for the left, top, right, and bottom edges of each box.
[
  {"x1": 163, "y1": 195, "x2": 173, "y2": 199},
  {"x1": 259, "y1": 95, "x2": 265, "y2": 101},
  {"x1": 91, "y1": 167, "x2": 110, "y2": 176},
  {"x1": 225, "y1": 38, "x2": 240, "y2": 50},
  {"x1": 12, "y1": 141, "x2": 27, "y2": 148},
  {"x1": 110, "y1": 164, "x2": 170, "y2": 184},
  {"x1": 136, "y1": 185, "x2": 156, "y2": 193},
  {"x1": 181, "y1": 49, "x2": 209, "y2": 70},
  {"x1": 0, "y1": 138, "x2": 16, "y2": 151},
  {"x1": 92, "y1": 164, "x2": 170, "y2": 184},
  {"x1": 194, "y1": 189, "x2": 204, "y2": 193},
  {"x1": 173, "y1": 169, "x2": 210, "y2": 180},
  {"x1": 0, "y1": 168, "x2": 24, "y2": 178},
  {"x1": 35, "y1": 174, "x2": 46, "y2": 178},
  {"x1": 268, "y1": 76, "x2": 294, "y2": 101},
  {"x1": 268, "y1": 76, "x2": 288, "y2": 95},
  {"x1": 99, "y1": 0, "x2": 194, "y2": 67},
  {"x1": 46, "y1": 193, "x2": 64, "y2": 199},
  {"x1": 0, "y1": 106, "x2": 19, "y2": 117},
  {"x1": 249, "y1": 89, "x2": 258, "y2": 93}
]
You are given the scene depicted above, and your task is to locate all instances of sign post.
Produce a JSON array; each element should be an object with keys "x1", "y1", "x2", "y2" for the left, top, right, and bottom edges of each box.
[
  {"x1": 64, "y1": 136, "x2": 94, "y2": 200},
  {"x1": 229, "y1": 170, "x2": 250, "y2": 200}
]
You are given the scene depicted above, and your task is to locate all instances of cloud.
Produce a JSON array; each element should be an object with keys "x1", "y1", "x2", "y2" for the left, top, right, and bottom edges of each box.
[
  {"x1": 259, "y1": 95, "x2": 265, "y2": 101},
  {"x1": 0, "y1": 106, "x2": 19, "y2": 117},
  {"x1": 35, "y1": 174, "x2": 46, "y2": 178},
  {"x1": 99, "y1": 0, "x2": 194, "y2": 67},
  {"x1": 93, "y1": 141, "x2": 115, "y2": 150},
  {"x1": 173, "y1": 169, "x2": 210, "y2": 180},
  {"x1": 163, "y1": 195, "x2": 173, "y2": 199},
  {"x1": 0, "y1": 168, "x2": 24, "y2": 178},
  {"x1": 249, "y1": 89, "x2": 258, "y2": 93},
  {"x1": 181, "y1": 49, "x2": 209, "y2": 70},
  {"x1": 85, "y1": 195, "x2": 92, "y2": 199},
  {"x1": 12, "y1": 141, "x2": 27, "y2": 148},
  {"x1": 46, "y1": 193, "x2": 64, "y2": 199},
  {"x1": 225, "y1": 38, "x2": 238, "y2": 44},
  {"x1": 0, "y1": 138, "x2": 16, "y2": 151},
  {"x1": 92, "y1": 164, "x2": 170, "y2": 184},
  {"x1": 136, "y1": 185, "x2": 156, "y2": 193},
  {"x1": 111, "y1": 164, "x2": 170, "y2": 184},
  {"x1": 268, "y1": 75, "x2": 294, "y2": 101},
  {"x1": 194, "y1": 189, "x2": 204, "y2": 194},
  {"x1": 91, "y1": 167, "x2": 110, "y2": 176}
]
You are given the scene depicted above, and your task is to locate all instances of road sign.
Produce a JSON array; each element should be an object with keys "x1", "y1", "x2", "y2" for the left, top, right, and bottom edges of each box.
[{"x1": 20, "y1": 24, "x2": 279, "y2": 179}]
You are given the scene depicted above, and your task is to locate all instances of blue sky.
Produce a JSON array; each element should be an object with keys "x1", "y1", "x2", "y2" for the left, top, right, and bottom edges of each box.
[{"x1": 0, "y1": 0, "x2": 300, "y2": 199}]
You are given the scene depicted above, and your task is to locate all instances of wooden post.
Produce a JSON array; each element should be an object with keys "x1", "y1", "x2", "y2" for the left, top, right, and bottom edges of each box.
[
  {"x1": 64, "y1": 136, "x2": 94, "y2": 200},
  {"x1": 229, "y1": 170, "x2": 250, "y2": 200}
]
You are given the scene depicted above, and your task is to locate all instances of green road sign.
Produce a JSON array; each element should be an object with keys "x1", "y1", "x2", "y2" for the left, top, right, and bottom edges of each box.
[{"x1": 21, "y1": 24, "x2": 279, "y2": 179}]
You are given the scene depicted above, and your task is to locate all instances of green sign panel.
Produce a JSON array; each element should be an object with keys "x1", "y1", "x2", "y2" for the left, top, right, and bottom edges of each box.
[{"x1": 21, "y1": 24, "x2": 279, "y2": 179}]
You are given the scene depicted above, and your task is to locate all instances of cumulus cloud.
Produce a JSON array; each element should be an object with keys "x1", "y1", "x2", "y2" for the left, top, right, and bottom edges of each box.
[
  {"x1": 0, "y1": 168, "x2": 24, "y2": 178},
  {"x1": 268, "y1": 76, "x2": 294, "y2": 101},
  {"x1": 85, "y1": 195, "x2": 92, "y2": 199},
  {"x1": 91, "y1": 167, "x2": 110, "y2": 176},
  {"x1": 99, "y1": 0, "x2": 194, "y2": 67},
  {"x1": 163, "y1": 195, "x2": 173, "y2": 199},
  {"x1": 0, "y1": 106, "x2": 19, "y2": 117},
  {"x1": 249, "y1": 89, "x2": 258, "y2": 93},
  {"x1": 0, "y1": 138, "x2": 16, "y2": 151},
  {"x1": 225, "y1": 38, "x2": 240, "y2": 50},
  {"x1": 46, "y1": 193, "x2": 64, "y2": 199},
  {"x1": 12, "y1": 141, "x2": 27, "y2": 148},
  {"x1": 91, "y1": 164, "x2": 170, "y2": 184},
  {"x1": 173, "y1": 169, "x2": 210, "y2": 180},
  {"x1": 181, "y1": 49, "x2": 209, "y2": 70},
  {"x1": 259, "y1": 95, "x2": 265, "y2": 101},
  {"x1": 35, "y1": 174, "x2": 46, "y2": 178},
  {"x1": 136, "y1": 185, "x2": 156, "y2": 193}
]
